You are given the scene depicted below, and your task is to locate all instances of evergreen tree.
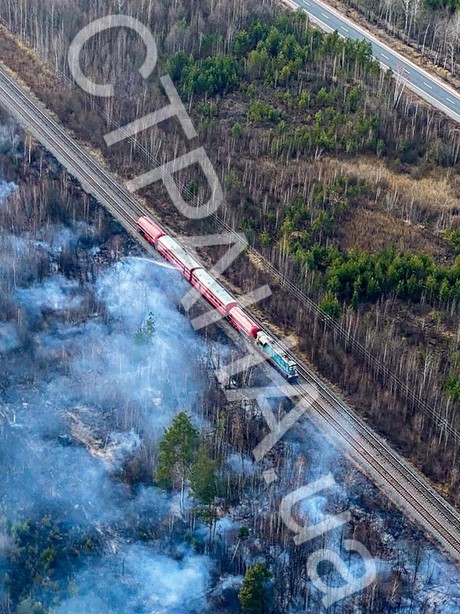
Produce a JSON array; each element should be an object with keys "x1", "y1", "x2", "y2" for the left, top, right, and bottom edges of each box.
[
  {"x1": 190, "y1": 444, "x2": 217, "y2": 505},
  {"x1": 319, "y1": 290, "x2": 341, "y2": 318},
  {"x1": 135, "y1": 311, "x2": 156, "y2": 345},
  {"x1": 238, "y1": 563, "x2": 272, "y2": 614},
  {"x1": 154, "y1": 412, "x2": 199, "y2": 490},
  {"x1": 16, "y1": 600, "x2": 45, "y2": 614},
  {"x1": 446, "y1": 229, "x2": 460, "y2": 254}
]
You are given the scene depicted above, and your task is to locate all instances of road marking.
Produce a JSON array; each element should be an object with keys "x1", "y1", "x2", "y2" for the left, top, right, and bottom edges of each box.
[
  {"x1": 446, "y1": 97, "x2": 456, "y2": 105},
  {"x1": 423, "y1": 82, "x2": 433, "y2": 90},
  {"x1": 294, "y1": 0, "x2": 460, "y2": 128},
  {"x1": 321, "y1": 12, "x2": 330, "y2": 19},
  {"x1": 381, "y1": 53, "x2": 390, "y2": 60},
  {"x1": 340, "y1": 25, "x2": 349, "y2": 32}
]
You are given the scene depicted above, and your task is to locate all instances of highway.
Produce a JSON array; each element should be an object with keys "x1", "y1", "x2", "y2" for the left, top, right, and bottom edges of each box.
[
  {"x1": 283, "y1": 0, "x2": 460, "y2": 124},
  {"x1": 1, "y1": 65, "x2": 460, "y2": 565}
]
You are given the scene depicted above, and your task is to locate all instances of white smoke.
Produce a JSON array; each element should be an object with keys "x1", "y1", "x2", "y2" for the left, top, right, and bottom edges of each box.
[
  {"x1": 0, "y1": 205, "x2": 214, "y2": 611},
  {"x1": 0, "y1": 179, "x2": 17, "y2": 204},
  {"x1": 0, "y1": 322, "x2": 19, "y2": 353},
  {"x1": 54, "y1": 545, "x2": 211, "y2": 614}
]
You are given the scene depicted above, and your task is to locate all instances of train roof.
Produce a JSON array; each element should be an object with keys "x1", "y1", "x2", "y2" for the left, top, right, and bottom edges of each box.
[
  {"x1": 228, "y1": 305, "x2": 261, "y2": 336},
  {"x1": 158, "y1": 236, "x2": 202, "y2": 273},
  {"x1": 192, "y1": 268, "x2": 238, "y2": 307}
]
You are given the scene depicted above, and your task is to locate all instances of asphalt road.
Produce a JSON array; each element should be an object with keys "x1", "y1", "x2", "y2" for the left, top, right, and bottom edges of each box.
[{"x1": 287, "y1": 0, "x2": 460, "y2": 124}]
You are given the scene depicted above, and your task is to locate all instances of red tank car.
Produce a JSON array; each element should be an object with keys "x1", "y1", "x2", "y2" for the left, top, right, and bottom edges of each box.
[
  {"x1": 191, "y1": 269, "x2": 238, "y2": 316},
  {"x1": 137, "y1": 216, "x2": 165, "y2": 245},
  {"x1": 228, "y1": 306, "x2": 261, "y2": 338}
]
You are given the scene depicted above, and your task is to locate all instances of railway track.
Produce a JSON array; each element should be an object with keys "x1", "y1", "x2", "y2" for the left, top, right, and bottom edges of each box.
[
  {"x1": 1, "y1": 65, "x2": 460, "y2": 564},
  {"x1": 244, "y1": 305, "x2": 460, "y2": 563},
  {"x1": 1, "y1": 16, "x2": 459, "y2": 448},
  {"x1": 296, "y1": 371, "x2": 460, "y2": 560}
]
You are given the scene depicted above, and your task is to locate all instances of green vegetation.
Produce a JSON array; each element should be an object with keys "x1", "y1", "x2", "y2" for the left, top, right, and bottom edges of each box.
[
  {"x1": 322, "y1": 248, "x2": 460, "y2": 308},
  {"x1": 134, "y1": 311, "x2": 156, "y2": 345},
  {"x1": 190, "y1": 443, "x2": 217, "y2": 505},
  {"x1": 3, "y1": 516, "x2": 98, "y2": 610},
  {"x1": 196, "y1": 101, "x2": 219, "y2": 118},
  {"x1": 247, "y1": 99, "x2": 279, "y2": 123},
  {"x1": 3, "y1": 0, "x2": 460, "y2": 609},
  {"x1": 445, "y1": 375, "x2": 460, "y2": 403},
  {"x1": 423, "y1": 0, "x2": 460, "y2": 10},
  {"x1": 231, "y1": 122, "x2": 244, "y2": 139},
  {"x1": 155, "y1": 413, "x2": 217, "y2": 505},
  {"x1": 166, "y1": 16, "x2": 397, "y2": 160},
  {"x1": 280, "y1": 179, "x2": 355, "y2": 249},
  {"x1": 155, "y1": 412, "x2": 199, "y2": 489},
  {"x1": 165, "y1": 52, "x2": 240, "y2": 97},
  {"x1": 445, "y1": 229, "x2": 460, "y2": 255},
  {"x1": 297, "y1": 237, "x2": 460, "y2": 314},
  {"x1": 238, "y1": 563, "x2": 272, "y2": 613},
  {"x1": 238, "y1": 174, "x2": 460, "y2": 316},
  {"x1": 319, "y1": 290, "x2": 341, "y2": 318},
  {"x1": 16, "y1": 599, "x2": 45, "y2": 614}
]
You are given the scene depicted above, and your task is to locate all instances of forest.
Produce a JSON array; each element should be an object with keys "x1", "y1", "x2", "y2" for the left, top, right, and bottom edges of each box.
[
  {"x1": 2, "y1": 111, "x2": 460, "y2": 613},
  {"x1": 1, "y1": 0, "x2": 460, "y2": 608}
]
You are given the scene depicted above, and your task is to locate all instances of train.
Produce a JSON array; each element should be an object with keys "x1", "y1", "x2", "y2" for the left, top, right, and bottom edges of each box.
[{"x1": 136, "y1": 215, "x2": 299, "y2": 380}]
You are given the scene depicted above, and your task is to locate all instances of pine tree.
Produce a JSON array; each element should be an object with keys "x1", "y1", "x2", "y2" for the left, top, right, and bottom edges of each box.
[
  {"x1": 319, "y1": 290, "x2": 341, "y2": 318},
  {"x1": 154, "y1": 412, "x2": 199, "y2": 491},
  {"x1": 135, "y1": 311, "x2": 156, "y2": 345},
  {"x1": 16, "y1": 600, "x2": 45, "y2": 614},
  {"x1": 238, "y1": 563, "x2": 272, "y2": 614},
  {"x1": 190, "y1": 444, "x2": 217, "y2": 505}
]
